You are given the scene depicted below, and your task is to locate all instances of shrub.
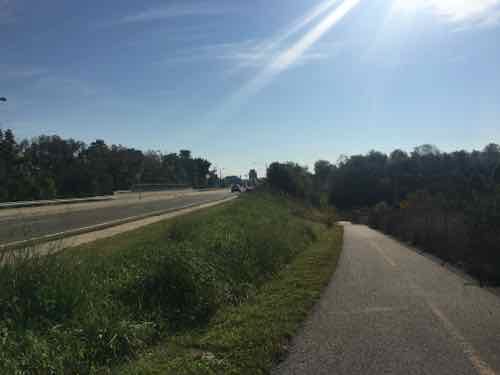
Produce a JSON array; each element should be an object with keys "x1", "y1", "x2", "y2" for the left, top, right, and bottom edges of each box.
[{"x1": 366, "y1": 190, "x2": 500, "y2": 285}]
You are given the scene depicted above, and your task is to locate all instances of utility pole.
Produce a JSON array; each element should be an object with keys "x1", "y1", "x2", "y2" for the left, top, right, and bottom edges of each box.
[
  {"x1": 135, "y1": 170, "x2": 143, "y2": 201},
  {"x1": 1, "y1": 97, "x2": 6, "y2": 127}
]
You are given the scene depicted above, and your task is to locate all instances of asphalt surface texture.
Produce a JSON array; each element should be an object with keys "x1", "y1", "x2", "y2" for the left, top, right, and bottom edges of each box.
[
  {"x1": 0, "y1": 190, "x2": 233, "y2": 245},
  {"x1": 274, "y1": 223, "x2": 500, "y2": 375}
]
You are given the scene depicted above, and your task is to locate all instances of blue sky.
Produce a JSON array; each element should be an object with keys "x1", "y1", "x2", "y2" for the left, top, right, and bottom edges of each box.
[{"x1": 1, "y1": 0, "x2": 500, "y2": 177}]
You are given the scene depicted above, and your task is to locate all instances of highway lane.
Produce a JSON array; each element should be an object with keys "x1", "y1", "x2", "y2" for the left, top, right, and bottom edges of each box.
[
  {"x1": 274, "y1": 223, "x2": 500, "y2": 375},
  {"x1": 0, "y1": 190, "x2": 233, "y2": 245}
]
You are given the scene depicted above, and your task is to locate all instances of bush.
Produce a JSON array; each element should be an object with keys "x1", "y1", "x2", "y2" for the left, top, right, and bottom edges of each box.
[
  {"x1": 267, "y1": 162, "x2": 312, "y2": 199},
  {"x1": 0, "y1": 249, "x2": 86, "y2": 329},
  {"x1": 119, "y1": 246, "x2": 219, "y2": 326},
  {"x1": 366, "y1": 190, "x2": 500, "y2": 285}
]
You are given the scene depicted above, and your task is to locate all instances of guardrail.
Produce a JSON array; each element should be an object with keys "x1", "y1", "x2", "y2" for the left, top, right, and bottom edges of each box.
[
  {"x1": 0, "y1": 196, "x2": 114, "y2": 210},
  {"x1": 195, "y1": 187, "x2": 228, "y2": 192},
  {"x1": 0, "y1": 187, "x2": 226, "y2": 210},
  {"x1": 131, "y1": 183, "x2": 191, "y2": 192}
]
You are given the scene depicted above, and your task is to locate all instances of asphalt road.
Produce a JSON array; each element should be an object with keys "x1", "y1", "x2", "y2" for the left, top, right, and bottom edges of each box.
[
  {"x1": 0, "y1": 190, "x2": 233, "y2": 245},
  {"x1": 274, "y1": 223, "x2": 500, "y2": 375}
]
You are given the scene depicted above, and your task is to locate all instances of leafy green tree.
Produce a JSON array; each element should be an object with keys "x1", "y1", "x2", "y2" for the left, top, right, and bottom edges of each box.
[
  {"x1": 314, "y1": 160, "x2": 334, "y2": 192},
  {"x1": 267, "y1": 162, "x2": 312, "y2": 199},
  {"x1": 0, "y1": 129, "x2": 217, "y2": 202},
  {"x1": 249, "y1": 169, "x2": 258, "y2": 186}
]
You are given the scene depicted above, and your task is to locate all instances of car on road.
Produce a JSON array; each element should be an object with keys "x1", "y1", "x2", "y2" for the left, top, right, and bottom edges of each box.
[{"x1": 231, "y1": 184, "x2": 242, "y2": 193}]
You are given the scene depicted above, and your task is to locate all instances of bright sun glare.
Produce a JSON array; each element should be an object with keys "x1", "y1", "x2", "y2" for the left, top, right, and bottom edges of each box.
[{"x1": 393, "y1": 0, "x2": 500, "y2": 22}]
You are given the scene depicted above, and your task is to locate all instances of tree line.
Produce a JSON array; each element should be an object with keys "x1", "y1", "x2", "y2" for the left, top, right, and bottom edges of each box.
[
  {"x1": 0, "y1": 128, "x2": 217, "y2": 202},
  {"x1": 266, "y1": 143, "x2": 500, "y2": 284}
]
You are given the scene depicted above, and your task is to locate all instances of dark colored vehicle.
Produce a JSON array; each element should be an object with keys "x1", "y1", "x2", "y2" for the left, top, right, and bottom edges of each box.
[{"x1": 231, "y1": 184, "x2": 242, "y2": 193}]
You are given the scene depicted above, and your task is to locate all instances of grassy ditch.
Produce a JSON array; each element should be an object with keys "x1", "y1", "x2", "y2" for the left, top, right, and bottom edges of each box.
[{"x1": 0, "y1": 193, "x2": 342, "y2": 374}]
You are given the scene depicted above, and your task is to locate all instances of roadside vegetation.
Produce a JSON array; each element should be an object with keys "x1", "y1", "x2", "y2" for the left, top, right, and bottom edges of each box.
[
  {"x1": 119, "y1": 225, "x2": 342, "y2": 375},
  {"x1": 266, "y1": 143, "x2": 500, "y2": 285},
  {"x1": 0, "y1": 192, "x2": 342, "y2": 374},
  {"x1": 0, "y1": 128, "x2": 217, "y2": 202}
]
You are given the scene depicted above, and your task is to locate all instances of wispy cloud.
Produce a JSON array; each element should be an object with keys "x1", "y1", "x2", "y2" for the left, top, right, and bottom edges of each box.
[
  {"x1": 0, "y1": 67, "x2": 98, "y2": 101},
  {"x1": 214, "y1": 0, "x2": 343, "y2": 71},
  {"x1": 268, "y1": 0, "x2": 359, "y2": 74},
  {"x1": 234, "y1": 0, "x2": 360, "y2": 98},
  {"x1": 393, "y1": 0, "x2": 500, "y2": 27},
  {"x1": 158, "y1": 0, "x2": 355, "y2": 72},
  {"x1": 33, "y1": 76, "x2": 101, "y2": 98},
  {"x1": 204, "y1": 0, "x2": 359, "y2": 124},
  {"x1": 0, "y1": 66, "x2": 48, "y2": 80},
  {"x1": 482, "y1": 8, "x2": 500, "y2": 26},
  {"x1": 218, "y1": 42, "x2": 331, "y2": 68},
  {"x1": 254, "y1": 0, "x2": 341, "y2": 57},
  {"x1": 158, "y1": 39, "x2": 334, "y2": 69},
  {"x1": 115, "y1": 2, "x2": 236, "y2": 25}
]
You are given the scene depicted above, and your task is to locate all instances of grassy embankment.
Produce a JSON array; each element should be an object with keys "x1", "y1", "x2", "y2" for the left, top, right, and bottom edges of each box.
[{"x1": 0, "y1": 192, "x2": 343, "y2": 374}]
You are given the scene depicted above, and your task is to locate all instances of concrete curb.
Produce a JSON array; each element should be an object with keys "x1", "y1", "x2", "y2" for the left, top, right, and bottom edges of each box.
[{"x1": 1, "y1": 196, "x2": 237, "y2": 252}]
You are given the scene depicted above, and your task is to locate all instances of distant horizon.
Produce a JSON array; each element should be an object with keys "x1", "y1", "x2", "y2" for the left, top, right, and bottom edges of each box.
[{"x1": 1, "y1": 126, "x2": 498, "y2": 179}]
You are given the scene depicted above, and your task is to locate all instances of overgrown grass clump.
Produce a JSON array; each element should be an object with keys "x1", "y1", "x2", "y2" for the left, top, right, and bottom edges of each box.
[
  {"x1": 119, "y1": 225, "x2": 343, "y2": 375},
  {"x1": 0, "y1": 193, "x2": 337, "y2": 374}
]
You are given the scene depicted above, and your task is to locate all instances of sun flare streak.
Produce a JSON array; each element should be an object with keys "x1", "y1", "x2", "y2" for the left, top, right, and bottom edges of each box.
[
  {"x1": 242, "y1": 0, "x2": 360, "y2": 97},
  {"x1": 227, "y1": 0, "x2": 342, "y2": 72},
  {"x1": 206, "y1": 0, "x2": 361, "y2": 125}
]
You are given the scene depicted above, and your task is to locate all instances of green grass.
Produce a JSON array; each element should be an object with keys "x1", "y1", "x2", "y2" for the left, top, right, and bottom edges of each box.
[
  {"x1": 119, "y1": 226, "x2": 343, "y2": 375},
  {"x1": 0, "y1": 192, "x2": 342, "y2": 374}
]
